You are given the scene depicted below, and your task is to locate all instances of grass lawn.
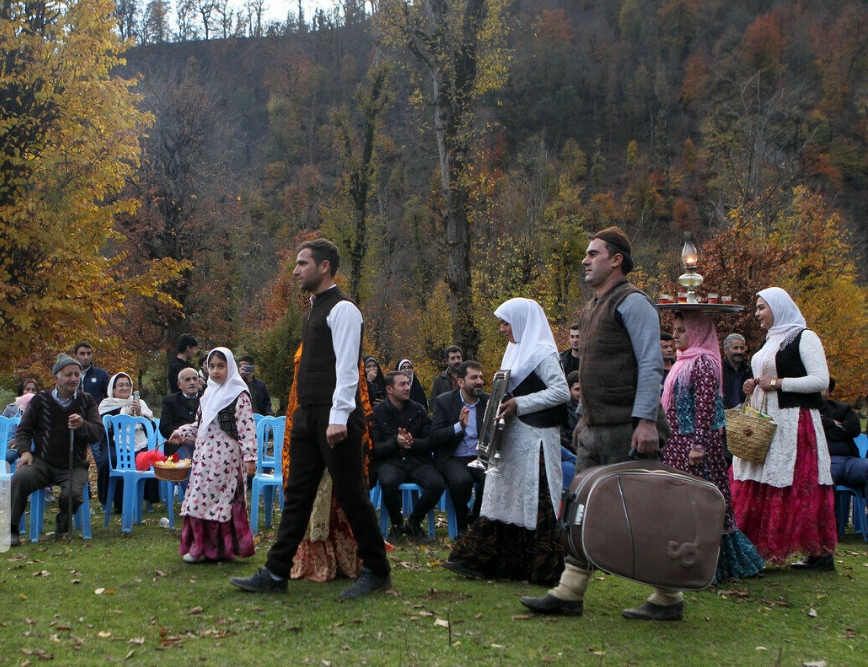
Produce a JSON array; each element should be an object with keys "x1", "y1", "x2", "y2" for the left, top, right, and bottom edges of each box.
[{"x1": 2, "y1": 502, "x2": 868, "y2": 667}]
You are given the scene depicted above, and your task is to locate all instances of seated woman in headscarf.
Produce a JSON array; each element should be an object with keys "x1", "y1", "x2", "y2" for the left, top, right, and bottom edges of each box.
[
  {"x1": 397, "y1": 359, "x2": 428, "y2": 412},
  {"x1": 445, "y1": 298, "x2": 569, "y2": 585},
  {"x1": 99, "y1": 373, "x2": 160, "y2": 513},
  {"x1": 167, "y1": 348, "x2": 256, "y2": 564},
  {"x1": 3, "y1": 378, "x2": 39, "y2": 469},
  {"x1": 364, "y1": 356, "x2": 386, "y2": 406}
]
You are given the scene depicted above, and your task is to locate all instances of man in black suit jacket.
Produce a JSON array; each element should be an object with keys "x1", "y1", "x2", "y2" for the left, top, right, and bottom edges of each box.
[
  {"x1": 431, "y1": 361, "x2": 489, "y2": 535},
  {"x1": 159, "y1": 367, "x2": 201, "y2": 456}
]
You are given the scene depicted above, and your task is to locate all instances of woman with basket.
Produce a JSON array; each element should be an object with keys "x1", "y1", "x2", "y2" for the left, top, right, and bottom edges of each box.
[
  {"x1": 167, "y1": 348, "x2": 257, "y2": 564},
  {"x1": 663, "y1": 312, "x2": 764, "y2": 581},
  {"x1": 730, "y1": 288, "x2": 837, "y2": 570}
]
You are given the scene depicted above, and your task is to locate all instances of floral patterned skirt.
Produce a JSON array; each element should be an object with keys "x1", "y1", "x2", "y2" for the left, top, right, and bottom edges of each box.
[
  {"x1": 730, "y1": 408, "x2": 837, "y2": 565},
  {"x1": 291, "y1": 493, "x2": 361, "y2": 582},
  {"x1": 179, "y1": 470, "x2": 254, "y2": 561},
  {"x1": 448, "y1": 450, "x2": 564, "y2": 585}
]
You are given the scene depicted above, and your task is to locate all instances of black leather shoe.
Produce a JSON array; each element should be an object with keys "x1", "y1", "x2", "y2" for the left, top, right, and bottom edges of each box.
[
  {"x1": 339, "y1": 567, "x2": 392, "y2": 599},
  {"x1": 442, "y1": 560, "x2": 486, "y2": 580},
  {"x1": 622, "y1": 601, "x2": 684, "y2": 621},
  {"x1": 405, "y1": 522, "x2": 433, "y2": 543},
  {"x1": 791, "y1": 553, "x2": 835, "y2": 571},
  {"x1": 230, "y1": 567, "x2": 288, "y2": 593},
  {"x1": 520, "y1": 593, "x2": 584, "y2": 616}
]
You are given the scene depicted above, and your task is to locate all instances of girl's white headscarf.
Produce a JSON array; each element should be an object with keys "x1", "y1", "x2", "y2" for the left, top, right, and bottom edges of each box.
[
  {"x1": 493, "y1": 298, "x2": 558, "y2": 392},
  {"x1": 199, "y1": 347, "x2": 249, "y2": 428},
  {"x1": 752, "y1": 287, "x2": 808, "y2": 372}
]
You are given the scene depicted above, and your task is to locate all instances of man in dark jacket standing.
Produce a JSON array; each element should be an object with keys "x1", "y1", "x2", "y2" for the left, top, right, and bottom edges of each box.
[
  {"x1": 7, "y1": 354, "x2": 104, "y2": 546},
  {"x1": 238, "y1": 355, "x2": 273, "y2": 416},
  {"x1": 431, "y1": 361, "x2": 488, "y2": 536},
  {"x1": 430, "y1": 346, "x2": 463, "y2": 403},
  {"x1": 374, "y1": 371, "x2": 445, "y2": 541}
]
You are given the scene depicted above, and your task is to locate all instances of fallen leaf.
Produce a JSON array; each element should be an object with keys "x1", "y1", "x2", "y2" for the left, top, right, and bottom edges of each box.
[
  {"x1": 186, "y1": 606, "x2": 203, "y2": 615},
  {"x1": 491, "y1": 644, "x2": 504, "y2": 649},
  {"x1": 125, "y1": 650, "x2": 135, "y2": 660},
  {"x1": 802, "y1": 661, "x2": 827, "y2": 667},
  {"x1": 434, "y1": 618, "x2": 450, "y2": 628},
  {"x1": 95, "y1": 588, "x2": 106, "y2": 595},
  {"x1": 808, "y1": 608, "x2": 818, "y2": 618},
  {"x1": 474, "y1": 613, "x2": 483, "y2": 620},
  {"x1": 322, "y1": 661, "x2": 332, "y2": 667},
  {"x1": 129, "y1": 638, "x2": 145, "y2": 645},
  {"x1": 418, "y1": 611, "x2": 434, "y2": 617},
  {"x1": 98, "y1": 631, "x2": 112, "y2": 638},
  {"x1": 512, "y1": 614, "x2": 532, "y2": 621},
  {"x1": 19, "y1": 594, "x2": 27, "y2": 600},
  {"x1": 756, "y1": 647, "x2": 768, "y2": 651}
]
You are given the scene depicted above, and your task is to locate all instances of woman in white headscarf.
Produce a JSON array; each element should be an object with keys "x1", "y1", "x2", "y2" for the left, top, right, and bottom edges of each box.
[
  {"x1": 168, "y1": 348, "x2": 257, "y2": 564},
  {"x1": 445, "y1": 298, "x2": 569, "y2": 584},
  {"x1": 98, "y1": 373, "x2": 159, "y2": 512},
  {"x1": 731, "y1": 287, "x2": 837, "y2": 570}
]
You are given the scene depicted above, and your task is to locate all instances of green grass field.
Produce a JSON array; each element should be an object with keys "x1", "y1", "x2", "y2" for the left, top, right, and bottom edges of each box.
[{"x1": 2, "y1": 503, "x2": 867, "y2": 667}]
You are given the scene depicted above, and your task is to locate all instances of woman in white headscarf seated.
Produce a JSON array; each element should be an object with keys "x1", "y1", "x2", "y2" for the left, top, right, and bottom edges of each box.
[
  {"x1": 167, "y1": 348, "x2": 257, "y2": 564},
  {"x1": 445, "y1": 298, "x2": 569, "y2": 585},
  {"x1": 99, "y1": 372, "x2": 159, "y2": 512}
]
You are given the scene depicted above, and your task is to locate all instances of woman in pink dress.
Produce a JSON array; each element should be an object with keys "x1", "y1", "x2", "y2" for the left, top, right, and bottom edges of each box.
[
  {"x1": 663, "y1": 311, "x2": 763, "y2": 581},
  {"x1": 168, "y1": 347, "x2": 256, "y2": 563}
]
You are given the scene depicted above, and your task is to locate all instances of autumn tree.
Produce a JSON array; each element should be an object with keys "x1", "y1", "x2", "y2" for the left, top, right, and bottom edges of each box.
[
  {"x1": 115, "y1": 59, "x2": 246, "y2": 354},
  {"x1": 377, "y1": 0, "x2": 510, "y2": 359},
  {"x1": 700, "y1": 187, "x2": 868, "y2": 400},
  {"x1": 323, "y1": 62, "x2": 393, "y2": 303},
  {"x1": 0, "y1": 0, "x2": 182, "y2": 363}
]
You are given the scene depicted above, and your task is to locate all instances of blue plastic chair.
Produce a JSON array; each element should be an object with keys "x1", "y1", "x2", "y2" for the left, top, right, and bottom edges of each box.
[
  {"x1": 377, "y1": 482, "x2": 437, "y2": 539},
  {"x1": 103, "y1": 414, "x2": 158, "y2": 533},
  {"x1": 443, "y1": 488, "x2": 478, "y2": 539},
  {"x1": 0, "y1": 416, "x2": 21, "y2": 470},
  {"x1": 249, "y1": 416, "x2": 286, "y2": 535},
  {"x1": 855, "y1": 433, "x2": 868, "y2": 458},
  {"x1": 27, "y1": 484, "x2": 92, "y2": 542}
]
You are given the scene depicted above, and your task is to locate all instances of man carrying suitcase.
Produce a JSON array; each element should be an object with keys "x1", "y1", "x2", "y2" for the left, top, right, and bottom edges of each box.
[{"x1": 520, "y1": 227, "x2": 680, "y2": 621}]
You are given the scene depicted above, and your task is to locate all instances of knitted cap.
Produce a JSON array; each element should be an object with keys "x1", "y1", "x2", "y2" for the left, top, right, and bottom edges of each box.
[{"x1": 52, "y1": 353, "x2": 82, "y2": 375}]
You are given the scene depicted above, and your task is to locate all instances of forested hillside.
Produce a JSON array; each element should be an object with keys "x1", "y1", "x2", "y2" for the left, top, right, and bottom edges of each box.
[{"x1": 3, "y1": 0, "x2": 868, "y2": 402}]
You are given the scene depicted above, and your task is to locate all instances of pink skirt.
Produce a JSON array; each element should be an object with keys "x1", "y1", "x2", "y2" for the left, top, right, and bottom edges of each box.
[
  {"x1": 179, "y1": 471, "x2": 255, "y2": 561},
  {"x1": 730, "y1": 408, "x2": 837, "y2": 565}
]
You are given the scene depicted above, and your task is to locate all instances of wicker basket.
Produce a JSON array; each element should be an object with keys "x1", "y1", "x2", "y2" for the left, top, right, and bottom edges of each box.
[
  {"x1": 725, "y1": 398, "x2": 777, "y2": 465},
  {"x1": 153, "y1": 462, "x2": 191, "y2": 482}
]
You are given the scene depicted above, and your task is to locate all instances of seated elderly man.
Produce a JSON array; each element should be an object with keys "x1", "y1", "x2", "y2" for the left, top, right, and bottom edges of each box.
[{"x1": 5, "y1": 354, "x2": 104, "y2": 546}]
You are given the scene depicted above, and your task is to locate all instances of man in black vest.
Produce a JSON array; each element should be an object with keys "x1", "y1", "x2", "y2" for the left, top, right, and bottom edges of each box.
[
  {"x1": 521, "y1": 226, "x2": 677, "y2": 621},
  {"x1": 231, "y1": 238, "x2": 391, "y2": 598},
  {"x1": 431, "y1": 361, "x2": 489, "y2": 536}
]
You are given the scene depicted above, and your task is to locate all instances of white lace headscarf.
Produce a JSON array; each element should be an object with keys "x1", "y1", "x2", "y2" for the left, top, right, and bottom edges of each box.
[
  {"x1": 199, "y1": 347, "x2": 248, "y2": 429},
  {"x1": 493, "y1": 298, "x2": 558, "y2": 392},
  {"x1": 752, "y1": 287, "x2": 807, "y2": 373}
]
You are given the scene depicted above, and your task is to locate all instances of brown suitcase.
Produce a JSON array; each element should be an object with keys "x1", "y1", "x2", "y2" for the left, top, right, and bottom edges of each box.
[{"x1": 559, "y1": 460, "x2": 725, "y2": 590}]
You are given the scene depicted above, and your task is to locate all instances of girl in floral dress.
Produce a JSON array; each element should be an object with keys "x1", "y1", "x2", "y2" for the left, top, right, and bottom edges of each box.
[
  {"x1": 663, "y1": 311, "x2": 764, "y2": 581},
  {"x1": 168, "y1": 347, "x2": 256, "y2": 563}
]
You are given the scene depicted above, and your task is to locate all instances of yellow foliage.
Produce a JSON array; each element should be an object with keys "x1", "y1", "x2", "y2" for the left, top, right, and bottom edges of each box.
[{"x1": 0, "y1": 0, "x2": 177, "y2": 364}]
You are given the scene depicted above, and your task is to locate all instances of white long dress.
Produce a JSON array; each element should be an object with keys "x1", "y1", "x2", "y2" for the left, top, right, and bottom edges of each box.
[{"x1": 480, "y1": 353, "x2": 568, "y2": 530}]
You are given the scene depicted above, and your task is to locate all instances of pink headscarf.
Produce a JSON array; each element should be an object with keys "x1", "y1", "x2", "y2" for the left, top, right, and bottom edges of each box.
[{"x1": 661, "y1": 311, "x2": 723, "y2": 411}]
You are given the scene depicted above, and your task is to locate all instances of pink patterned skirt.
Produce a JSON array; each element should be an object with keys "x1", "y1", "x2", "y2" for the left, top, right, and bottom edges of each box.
[
  {"x1": 179, "y1": 470, "x2": 255, "y2": 561},
  {"x1": 730, "y1": 408, "x2": 837, "y2": 565}
]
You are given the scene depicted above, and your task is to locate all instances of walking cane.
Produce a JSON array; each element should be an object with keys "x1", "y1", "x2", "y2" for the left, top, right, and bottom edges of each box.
[{"x1": 67, "y1": 388, "x2": 77, "y2": 540}]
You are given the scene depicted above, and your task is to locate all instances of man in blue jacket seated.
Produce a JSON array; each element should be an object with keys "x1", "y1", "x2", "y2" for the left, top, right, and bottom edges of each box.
[{"x1": 372, "y1": 371, "x2": 445, "y2": 542}]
